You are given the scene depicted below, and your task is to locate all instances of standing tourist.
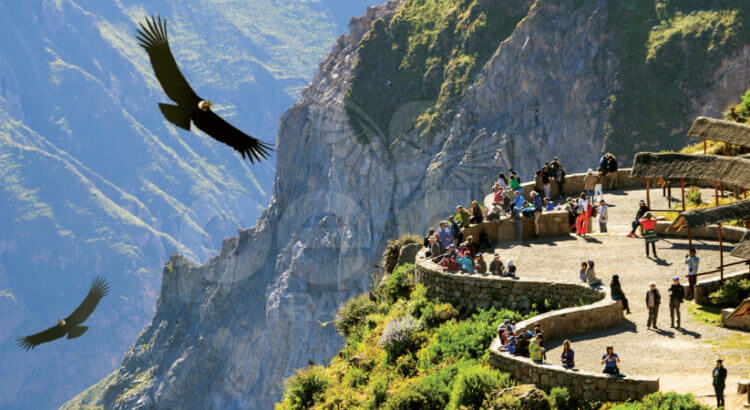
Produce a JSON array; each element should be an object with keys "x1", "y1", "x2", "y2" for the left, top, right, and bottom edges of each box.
[
  {"x1": 605, "y1": 153, "x2": 618, "y2": 189},
  {"x1": 685, "y1": 249, "x2": 700, "y2": 299},
  {"x1": 712, "y1": 359, "x2": 727, "y2": 408},
  {"x1": 532, "y1": 191, "x2": 543, "y2": 237},
  {"x1": 575, "y1": 193, "x2": 589, "y2": 236},
  {"x1": 561, "y1": 340, "x2": 575, "y2": 369},
  {"x1": 529, "y1": 333, "x2": 545, "y2": 363},
  {"x1": 640, "y1": 213, "x2": 658, "y2": 259},
  {"x1": 497, "y1": 172, "x2": 509, "y2": 192},
  {"x1": 668, "y1": 277, "x2": 685, "y2": 328},
  {"x1": 594, "y1": 168, "x2": 605, "y2": 203},
  {"x1": 542, "y1": 168, "x2": 552, "y2": 199},
  {"x1": 449, "y1": 216, "x2": 462, "y2": 245},
  {"x1": 598, "y1": 200, "x2": 608, "y2": 233},
  {"x1": 646, "y1": 282, "x2": 661, "y2": 330},
  {"x1": 584, "y1": 169, "x2": 597, "y2": 201},
  {"x1": 436, "y1": 221, "x2": 452, "y2": 250},
  {"x1": 610, "y1": 275, "x2": 631, "y2": 314}
]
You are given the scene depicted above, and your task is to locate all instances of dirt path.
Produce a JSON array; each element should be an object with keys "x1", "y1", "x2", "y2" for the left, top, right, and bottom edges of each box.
[{"x1": 482, "y1": 187, "x2": 750, "y2": 407}]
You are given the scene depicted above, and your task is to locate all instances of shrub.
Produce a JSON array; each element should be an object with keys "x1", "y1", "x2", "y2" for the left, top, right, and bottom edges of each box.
[
  {"x1": 280, "y1": 366, "x2": 329, "y2": 409},
  {"x1": 421, "y1": 301, "x2": 459, "y2": 328},
  {"x1": 379, "y1": 264, "x2": 415, "y2": 304},
  {"x1": 343, "y1": 366, "x2": 368, "y2": 388},
  {"x1": 709, "y1": 278, "x2": 750, "y2": 307},
  {"x1": 549, "y1": 386, "x2": 572, "y2": 410},
  {"x1": 367, "y1": 373, "x2": 390, "y2": 409},
  {"x1": 448, "y1": 364, "x2": 513, "y2": 409},
  {"x1": 384, "y1": 374, "x2": 450, "y2": 410},
  {"x1": 379, "y1": 315, "x2": 423, "y2": 362},
  {"x1": 419, "y1": 308, "x2": 521, "y2": 366},
  {"x1": 396, "y1": 353, "x2": 418, "y2": 377},
  {"x1": 335, "y1": 294, "x2": 378, "y2": 339},
  {"x1": 687, "y1": 186, "x2": 702, "y2": 205},
  {"x1": 607, "y1": 392, "x2": 709, "y2": 409}
]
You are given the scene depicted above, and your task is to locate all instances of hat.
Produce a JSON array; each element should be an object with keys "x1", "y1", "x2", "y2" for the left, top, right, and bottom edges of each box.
[
  {"x1": 673, "y1": 276, "x2": 680, "y2": 281},
  {"x1": 639, "y1": 200, "x2": 645, "y2": 204},
  {"x1": 649, "y1": 281, "x2": 656, "y2": 286},
  {"x1": 507, "y1": 259, "x2": 515, "y2": 266},
  {"x1": 476, "y1": 253, "x2": 482, "y2": 257},
  {"x1": 554, "y1": 157, "x2": 558, "y2": 160},
  {"x1": 717, "y1": 358, "x2": 723, "y2": 362},
  {"x1": 447, "y1": 244, "x2": 456, "y2": 248}
]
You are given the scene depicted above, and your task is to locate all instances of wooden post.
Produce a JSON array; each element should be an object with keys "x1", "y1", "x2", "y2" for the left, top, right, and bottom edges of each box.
[
  {"x1": 667, "y1": 184, "x2": 672, "y2": 208},
  {"x1": 703, "y1": 139, "x2": 707, "y2": 154},
  {"x1": 715, "y1": 182, "x2": 719, "y2": 206},
  {"x1": 680, "y1": 178, "x2": 686, "y2": 211},
  {"x1": 646, "y1": 178, "x2": 651, "y2": 208},
  {"x1": 720, "y1": 183, "x2": 724, "y2": 200},
  {"x1": 725, "y1": 143, "x2": 730, "y2": 156},
  {"x1": 718, "y1": 223, "x2": 724, "y2": 285}
]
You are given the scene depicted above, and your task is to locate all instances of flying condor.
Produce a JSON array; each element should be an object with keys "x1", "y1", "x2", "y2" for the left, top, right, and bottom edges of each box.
[
  {"x1": 136, "y1": 15, "x2": 273, "y2": 163},
  {"x1": 17, "y1": 277, "x2": 110, "y2": 350}
]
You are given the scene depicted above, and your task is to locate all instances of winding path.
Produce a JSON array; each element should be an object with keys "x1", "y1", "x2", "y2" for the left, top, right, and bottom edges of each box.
[{"x1": 481, "y1": 186, "x2": 749, "y2": 404}]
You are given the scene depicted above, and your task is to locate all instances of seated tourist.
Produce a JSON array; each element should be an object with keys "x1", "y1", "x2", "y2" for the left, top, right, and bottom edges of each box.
[
  {"x1": 579, "y1": 261, "x2": 588, "y2": 283},
  {"x1": 586, "y1": 260, "x2": 602, "y2": 287},
  {"x1": 465, "y1": 235, "x2": 478, "y2": 256},
  {"x1": 438, "y1": 245, "x2": 459, "y2": 271},
  {"x1": 427, "y1": 235, "x2": 442, "y2": 259},
  {"x1": 457, "y1": 251, "x2": 474, "y2": 274},
  {"x1": 505, "y1": 334, "x2": 517, "y2": 354},
  {"x1": 544, "y1": 197, "x2": 555, "y2": 211},
  {"x1": 423, "y1": 228, "x2": 435, "y2": 248},
  {"x1": 469, "y1": 201, "x2": 484, "y2": 224},
  {"x1": 529, "y1": 333, "x2": 545, "y2": 363},
  {"x1": 489, "y1": 255, "x2": 505, "y2": 276},
  {"x1": 561, "y1": 340, "x2": 575, "y2": 369},
  {"x1": 456, "y1": 205, "x2": 471, "y2": 228},
  {"x1": 533, "y1": 324, "x2": 544, "y2": 342},
  {"x1": 601, "y1": 346, "x2": 621, "y2": 375},
  {"x1": 506, "y1": 260, "x2": 517, "y2": 277},
  {"x1": 610, "y1": 275, "x2": 631, "y2": 314},
  {"x1": 516, "y1": 331, "x2": 531, "y2": 357},
  {"x1": 474, "y1": 254, "x2": 487, "y2": 274}
]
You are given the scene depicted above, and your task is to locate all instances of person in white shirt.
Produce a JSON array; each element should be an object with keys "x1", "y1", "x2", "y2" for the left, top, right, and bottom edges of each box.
[
  {"x1": 598, "y1": 200, "x2": 608, "y2": 233},
  {"x1": 685, "y1": 249, "x2": 699, "y2": 298}
]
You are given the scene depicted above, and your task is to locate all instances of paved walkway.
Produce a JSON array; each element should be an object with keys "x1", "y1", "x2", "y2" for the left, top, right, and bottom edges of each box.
[{"x1": 481, "y1": 186, "x2": 749, "y2": 406}]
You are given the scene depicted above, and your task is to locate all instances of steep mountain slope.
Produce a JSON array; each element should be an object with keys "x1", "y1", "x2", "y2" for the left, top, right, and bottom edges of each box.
[
  {"x1": 77, "y1": 0, "x2": 749, "y2": 408},
  {"x1": 0, "y1": 1, "x2": 372, "y2": 408}
]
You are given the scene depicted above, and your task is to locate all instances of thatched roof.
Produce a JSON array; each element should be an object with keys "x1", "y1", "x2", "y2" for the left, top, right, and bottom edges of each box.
[
  {"x1": 630, "y1": 153, "x2": 750, "y2": 188},
  {"x1": 726, "y1": 298, "x2": 750, "y2": 319},
  {"x1": 730, "y1": 231, "x2": 750, "y2": 260},
  {"x1": 669, "y1": 199, "x2": 750, "y2": 231},
  {"x1": 687, "y1": 116, "x2": 750, "y2": 148}
]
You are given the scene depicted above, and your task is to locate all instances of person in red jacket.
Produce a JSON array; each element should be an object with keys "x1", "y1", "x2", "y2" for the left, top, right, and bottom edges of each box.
[{"x1": 640, "y1": 213, "x2": 658, "y2": 258}]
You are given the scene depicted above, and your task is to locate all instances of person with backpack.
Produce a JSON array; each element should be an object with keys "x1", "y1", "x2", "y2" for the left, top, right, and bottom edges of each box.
[
  {"x1": 640, "y1": 213, "x2": 659, "y2": 259},
  {"x1": 531, "y1": 191, "x2": 543, "y2": 237},
  {"x1": 668, "y1": 276, "x2": 685, "y2": 328},
  {"x1": 584, "y1": 169, "x2": 597, "y2": 202},
  {"x1": 605, "y1": 153, "x2": 618, "y2": 189}
]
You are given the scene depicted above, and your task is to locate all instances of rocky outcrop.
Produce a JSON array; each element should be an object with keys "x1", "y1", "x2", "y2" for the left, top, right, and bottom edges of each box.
[{"x1": 89, "y1": 0, "x2": 750, "y2": 408}]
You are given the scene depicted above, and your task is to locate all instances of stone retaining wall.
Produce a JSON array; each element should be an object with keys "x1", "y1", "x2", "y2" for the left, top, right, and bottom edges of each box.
[
  {"x1": 461, "y1": 210, "x2": 570, "y2": 245},
  {"x1": 489, "y1": 339, "x2": 659, "y2": 402},
  {"x1": 414, "y1": 257, "x2": 604, "y2": 312}
]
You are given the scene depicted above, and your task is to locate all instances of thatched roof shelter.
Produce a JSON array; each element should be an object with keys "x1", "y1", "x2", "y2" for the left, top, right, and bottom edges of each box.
[
  {"x1": 630, "y1": 153, "x2": 750, "y2": 188},
  {"x1": 669, "y1": 199, "x2": 750, "y2": 231},
  {"x1": 726, "y1": 298, "x2": 750, "y2": 319},
  {"x1": 730, "y1": 231, "x2": 750, "y2": 260},
  {"x1": 687, "y1": 116, "x2": 750, "y2": 148}
]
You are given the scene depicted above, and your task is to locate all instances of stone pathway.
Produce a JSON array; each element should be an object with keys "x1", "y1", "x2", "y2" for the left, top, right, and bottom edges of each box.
[{"x1": 481, "y1": 186, "x2": 749, "y2": 407}]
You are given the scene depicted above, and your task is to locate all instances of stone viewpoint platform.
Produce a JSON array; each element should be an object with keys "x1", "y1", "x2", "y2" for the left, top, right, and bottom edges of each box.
[{"x1": 414, "y1": 170, "x2": 749, "y2": 402}]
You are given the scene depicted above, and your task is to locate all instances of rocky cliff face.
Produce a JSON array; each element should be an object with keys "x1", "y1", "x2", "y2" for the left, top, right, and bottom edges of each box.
[{"x1": 84, "y1": 0, "x2": 749, "y2": 408}]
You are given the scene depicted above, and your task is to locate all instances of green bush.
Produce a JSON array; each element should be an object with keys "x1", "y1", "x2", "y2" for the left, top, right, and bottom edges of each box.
[
  {"x1": 280, "y1": 366, "x2": 329, "y2": 409},
  {"x1": 335, "y1": 294, "x2": 378, "y2": 339},
  {"x1": 419, "y1": 308, "x2": 521, "y2": 367},
  {"x1": 367, "y1": 373, "x2": 391, "y2": 409},
  {"x1": 379, "y1": 264, "x2": 416, "y2": 304},
  {"x1": 396, "y1": 353, "x2": 418, "y2": 377},
  {"x1": 344, "y1": 366, "x2": 369, "y2": 388},
  {"x1": 384, "y1": 374, "x2": 450, "y2": 410},
  {"x1": 607, "y1": 392, "x2": 709, "y2": 409},
  {"x1": 709, "y1": 278, "x2": 750, "y2": 307},
  {"x1": 448, "y1": 364, "x2": 513, "y2": 409},
  {"x1": 549, "y1": 386, "x2": 572, "y2": 410},
  {"x1": 421, "y1": 301, "x2": 459, "y2": 328}
]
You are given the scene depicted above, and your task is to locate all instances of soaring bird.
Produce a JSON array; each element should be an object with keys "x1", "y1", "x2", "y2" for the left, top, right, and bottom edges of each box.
[
  {"x1": 17, "y1": 277, "x2": 110, "y2": 350},
  {"x1": 136, "y1": 16, "x2": 273, "y2": 163}
]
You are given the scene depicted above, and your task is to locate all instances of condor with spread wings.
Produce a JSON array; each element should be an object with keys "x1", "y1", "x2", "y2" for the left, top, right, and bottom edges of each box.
[
  {"x1": 17, "y1": 277, "x2": 110, "y2": 350},
  {"x1": 136, "y1": 16, "x2": 273, "y2": 163}
]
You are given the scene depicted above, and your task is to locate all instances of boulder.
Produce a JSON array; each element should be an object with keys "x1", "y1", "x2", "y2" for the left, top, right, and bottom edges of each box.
[
  {"x1": 397, "y1": 243, "x2": 423, "y2": 267},
  {"x1": 483, "y1": 384, "x2": 550, "y2": 410}
]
